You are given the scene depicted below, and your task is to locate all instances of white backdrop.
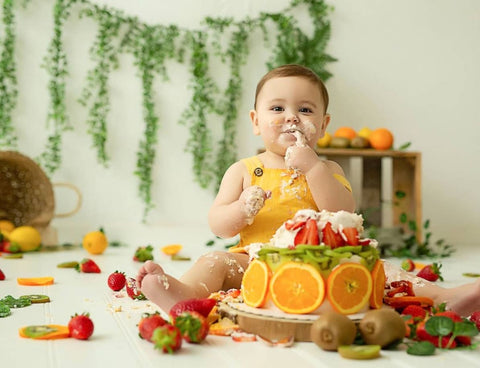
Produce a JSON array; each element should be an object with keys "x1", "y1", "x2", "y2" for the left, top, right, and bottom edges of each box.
[{"x1": 5, "y1": 0, "x2": 480, "y2": 247}]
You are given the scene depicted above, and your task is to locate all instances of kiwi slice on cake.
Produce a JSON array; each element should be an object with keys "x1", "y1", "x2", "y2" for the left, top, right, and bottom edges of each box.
[{"x1": 21, "y1": 294, "x2": 51, "y2": 303}]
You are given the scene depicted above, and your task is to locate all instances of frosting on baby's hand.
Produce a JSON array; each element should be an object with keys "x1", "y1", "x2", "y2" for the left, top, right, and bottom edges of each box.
[{"x1": 241, "y1": 186, "x2": 270, "y2": 225}]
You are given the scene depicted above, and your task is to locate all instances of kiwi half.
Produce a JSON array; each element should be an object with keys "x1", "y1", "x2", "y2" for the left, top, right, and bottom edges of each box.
[{"x1": 21, "y1": 294, "x2": 51, "y2": 303}]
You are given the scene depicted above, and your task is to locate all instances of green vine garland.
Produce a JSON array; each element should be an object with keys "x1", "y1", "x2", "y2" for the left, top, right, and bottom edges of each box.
[
  {"x1": 0, "y1": 0, "x2": 335, "y2": 220},
  {"x1": 0, "y1": 0, "x2": 17, "y2": 149}
]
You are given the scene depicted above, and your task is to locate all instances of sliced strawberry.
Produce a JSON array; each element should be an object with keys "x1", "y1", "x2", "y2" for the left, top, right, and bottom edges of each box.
[
  {"x1": 305, "y1": 219, "x2": 319, "y2": 245},
  {"x1": 342, "y1": 227, "x2": 359, "y2": 245},
  {"x1": 401, "y1": 259, "x2": 415, "y2": 272},
  {"x1": 321, "y1": 222, "x2": 344, "y2": 248},
  {"x1": 294, "y1": 225, "x2": 308, "y2": 246},
  {"x1": 358, "y1": 238, "x2": 371, "y2": 246},
  {"x1": 294, "y1": 219, "x2": 319, "y2": 246},
  {"x1": 285, "y1": 221, "x2": 306, "y2": 231},
  {"x1": 126, "y1": 277, "x2": 147, "y2": 300}
]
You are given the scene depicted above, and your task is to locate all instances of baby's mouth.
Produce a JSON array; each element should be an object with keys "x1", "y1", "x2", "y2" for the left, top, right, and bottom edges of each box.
[{"x1": 283, "y1": 128, "x2": 303, "y2": 135}]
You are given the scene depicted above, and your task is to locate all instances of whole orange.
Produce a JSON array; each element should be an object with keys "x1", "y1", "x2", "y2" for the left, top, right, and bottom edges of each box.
[
  {"x1": 334, "y1": 127, "x2": 357, "y2": 140},
  {"x1": 82, "y1": 230, "x2": 108, "y2": 254},
  {"x1": 369, "y1": 128, "x2": 394, "y2": 150}
]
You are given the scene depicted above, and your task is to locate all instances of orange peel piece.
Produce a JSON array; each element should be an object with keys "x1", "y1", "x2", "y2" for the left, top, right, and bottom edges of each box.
[{"x1": 17, "y1": 277, "x2": 54, "y2": 286}]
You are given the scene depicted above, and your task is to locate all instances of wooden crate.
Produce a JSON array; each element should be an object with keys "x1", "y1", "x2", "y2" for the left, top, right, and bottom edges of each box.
[{"x1": 316, "y1": 148, "x2": 422, "y2": 240}]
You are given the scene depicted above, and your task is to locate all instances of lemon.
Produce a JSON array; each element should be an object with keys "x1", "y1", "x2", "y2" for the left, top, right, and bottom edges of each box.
[
  {"x1": 317, "y1": 131, "x2": 332, "y2": 148},
  {"x1": 0, "y1": 220, "x2": 15, "y2": 233},
  {"x1": 82, "y1": 230, "x2": 108, "y2": 255},
  {"x1": 357, "y1": 127, "x2": 372, "y2": 140},
  {"x1": 8, "y1": 226, "x2": 42, "y2": 252}
]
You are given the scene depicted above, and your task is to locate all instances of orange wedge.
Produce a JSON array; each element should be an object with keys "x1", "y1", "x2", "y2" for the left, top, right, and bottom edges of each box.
[
  {"x1": 327, "y1": 263, "x2": 372, "y2": 314},
  {"x1": 369, "y1": 260, "x2": 386, "y2": 309},
  {"x1": 17, "y1": 277, "x2": 54, "y2": 286},
  {"x1": 161, "y1": 244, "x2": 183, "y2": 255},
  {"x1": 241, "y1": 259, "x2": 271, "y2": 308},
  {"x1": 269, "y1": 261, "x2": 325, "y2": 314}
]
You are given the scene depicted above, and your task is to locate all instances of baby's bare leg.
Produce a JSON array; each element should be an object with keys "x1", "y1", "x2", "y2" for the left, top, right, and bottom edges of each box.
[
  {"x1": 138, "y1": 252, "x2": 249, "y2": 313},
  {"x1": 384, "y1": 261, "x2": 480, "y2": 316}
]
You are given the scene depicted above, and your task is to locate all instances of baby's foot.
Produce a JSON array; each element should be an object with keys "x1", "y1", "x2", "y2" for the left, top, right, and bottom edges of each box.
[
  {"x1": 439, "y1": 279, "x2": 480, "y2": 317},
  {"x1": 138, "y1": 261, "x2": 198, "y2": 313}
]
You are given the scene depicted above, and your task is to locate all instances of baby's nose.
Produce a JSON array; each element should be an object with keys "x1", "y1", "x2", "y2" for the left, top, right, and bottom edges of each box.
[{"x1": 286, "y1": 112, "x2": 299, "y2": 123}]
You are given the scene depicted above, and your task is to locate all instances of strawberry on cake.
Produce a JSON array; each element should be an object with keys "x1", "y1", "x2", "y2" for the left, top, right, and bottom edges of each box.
[{"x1": 240, "y1": 209, "x2": 384, "y2": 316}]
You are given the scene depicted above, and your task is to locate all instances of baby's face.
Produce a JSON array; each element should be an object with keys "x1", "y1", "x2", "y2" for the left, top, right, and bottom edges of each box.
[{"x1": 250, "y1": 76, "x2": 329, "y2": 155}]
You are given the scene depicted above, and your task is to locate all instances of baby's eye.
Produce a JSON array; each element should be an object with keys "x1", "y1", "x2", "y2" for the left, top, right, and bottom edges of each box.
[
  {"x1": 271, "y1": 106, "x2": 284, "y2": 112},
  {"x1": 299, "y1": 107, "x2": 313, "y2": 113}
]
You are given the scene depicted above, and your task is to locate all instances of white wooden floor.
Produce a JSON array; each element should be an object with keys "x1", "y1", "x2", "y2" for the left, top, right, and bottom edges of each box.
[{"x1": 1, "y1": 224, "x2": 479, "y2": 368}]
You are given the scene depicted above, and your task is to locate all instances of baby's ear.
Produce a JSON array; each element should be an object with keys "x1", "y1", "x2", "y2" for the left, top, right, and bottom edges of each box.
[
  {"x1": 320, "y1": 114, "x2": 331, "y2": 134},
  {"x1": 250, "y1": 110, "x2": 261, "y2": 135}
]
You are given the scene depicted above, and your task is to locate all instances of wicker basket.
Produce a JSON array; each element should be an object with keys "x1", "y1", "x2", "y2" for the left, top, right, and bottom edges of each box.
[{"x1": 0, "y1": 150, "x2": 56, "y2": 229}]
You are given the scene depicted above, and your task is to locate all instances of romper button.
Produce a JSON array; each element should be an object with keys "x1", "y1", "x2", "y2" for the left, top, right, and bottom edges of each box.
[{"x1": 254, "y1": 167, "x2": 263, "y2": 177}]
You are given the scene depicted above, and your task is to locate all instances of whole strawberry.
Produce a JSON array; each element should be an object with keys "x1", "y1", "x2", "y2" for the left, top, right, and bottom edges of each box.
[
  {"x1": 68, "y1": 312, "x2": 94, "y2": 340},
  {"x1": 417, "y1": 263, "x2": 443, "y2": 282},
  {"x1": 169, "y1": 298, "x2": 216, "y2": 319},
  {"x1": 76, "y1": 258, "x2": 101, "y2": 273},
  {"x1": 138, "y1": 312, "x2": 167, "y2": 342},
  {"x1": 0, "y1": 268, "x2": 5, "y2": 281},
  {"x1": 470, "y1": 311, "x2": 480, "y2": 331},
  {"x1": 126, "y1": 277, "x2": 147, "y2": 300},
  {"x1": 173, "y1": 311, "x2": 209, "y2": 343},
  {"x1": 107, "y1": 271, "x2": 126, "y2": 291},
  {"x1": 152, "y1": 324, "x2": 182, "y2": 354}
]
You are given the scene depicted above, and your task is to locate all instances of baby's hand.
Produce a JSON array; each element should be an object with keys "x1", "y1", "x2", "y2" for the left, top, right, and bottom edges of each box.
[
  {"x1": 239, "y1": 186, "x2": 270, "y2": 225},
  {"x1": 285, "y1": 145, "x2": 319, "y2": 173}
]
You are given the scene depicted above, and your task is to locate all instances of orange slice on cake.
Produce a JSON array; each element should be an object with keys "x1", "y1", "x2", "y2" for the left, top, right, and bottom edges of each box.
[
  {"x1": 241, "y1": 259, "x2": 271, "y2": 308},
  {"x1": 369, "y1": 260, "x2": 386, "y2": 309},
  {"x1": 327, "y1": 263, "x2": 372, "y2": 314},
  {"x1": 269, "y1": 262, "x2": 325, "y2": 314}
]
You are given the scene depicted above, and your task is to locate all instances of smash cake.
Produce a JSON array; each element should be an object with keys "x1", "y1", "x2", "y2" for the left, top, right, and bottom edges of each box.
[{"x1": 238, "y1": 209, "x2": 385, "y2": 317}]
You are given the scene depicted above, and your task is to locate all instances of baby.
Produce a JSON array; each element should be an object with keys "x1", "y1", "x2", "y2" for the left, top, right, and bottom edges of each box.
[{"x1": 137, "y1": 64, "x2": 480, "y2": 317}]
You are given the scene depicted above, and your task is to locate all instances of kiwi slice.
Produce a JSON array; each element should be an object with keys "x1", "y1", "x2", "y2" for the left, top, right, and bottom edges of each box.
[
  {"x1": 21, "y1": 294, "x2": 51, "y2": 303},
  {"x1": 23, "y1": 325, "x2": 58, "y2": 338},
  {"x1": 338, "y1": 345, "x2": 381, "y2": 360},
  {"x1": 57, "y1": 261, "x2": 79, "y2": 268}
]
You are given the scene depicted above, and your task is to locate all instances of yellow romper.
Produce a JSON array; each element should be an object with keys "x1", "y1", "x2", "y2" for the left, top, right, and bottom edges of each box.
[{"x1": 229, "y1": 155, "x2": 318, "y2": 253}]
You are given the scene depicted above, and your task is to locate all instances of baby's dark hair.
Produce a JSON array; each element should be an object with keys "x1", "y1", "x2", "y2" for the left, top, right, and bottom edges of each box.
[{"x1": 254, "y1": 64, "x2": 329, "y2": 113}]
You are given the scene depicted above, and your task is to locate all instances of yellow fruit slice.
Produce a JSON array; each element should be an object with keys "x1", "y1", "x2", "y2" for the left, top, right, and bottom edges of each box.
[
  {"x1": 17, "y1": 277, "x2": 54, "y2": 286},
  {"x1": 241, "y1": 259, "x2": 271, "y2": 308},
  {"x1": 161, "y1": 244, "x2": 183, "y2": 255},
  {"x1": 327, "y1": 263, "x2": 372, "y2": 314},
  {"x1": 369, "y1": 260, "x2": 385, "y2": 309},
  {"x1": 269, "y1": 261, "x2": 325, "y2": 314},
  {"x1": 82, "y1": 230, "x2": 108, "y2": 255},
  {"x1": 8, "y1": 226, "x2": 42, "y2": 252}
]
